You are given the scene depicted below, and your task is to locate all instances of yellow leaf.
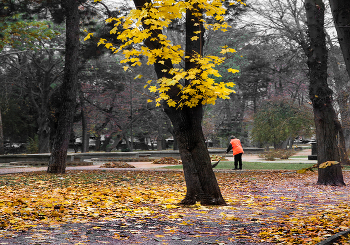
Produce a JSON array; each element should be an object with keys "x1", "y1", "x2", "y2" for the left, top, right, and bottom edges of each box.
[
  {"x1": 167, "y1": 100, "x2": 177, "y2": 107},
  {"x1": 123, "y1": 66, "x2": 129, "y2": 71},
  {"x1": 228, "y1": 48, "x2": 236, "y2": 53},
  {"x1": 319, "y1": 161, "x2": 339, "y2": 168},
  {"x1": 133, "y1": 197, "x2": 141, "y2": 203},
  {"x1": 296, "y1": 169, "x2": 307, "y2": 174},
  {"x1": 134, "y1": 74, "x2": 143, "y2": 79},
  {"x1": 105, "y1": 43, "x2": 113, "y2": 49},
  {"x1": 132, "y1": 61, "x2": 142, "y2": 66},
  {"x1": 84, "y1": 33, "x2": 93, "y2": 41},
  {"x1": 312, "y1": 237, "x2": 322, "y2": 243},
  {"x1": 191, "y1": 36, "x2": 199, "y2": 41},
  {"x1": 228, "y1": 68, "x2": 239, "y2": 74},
  {"x1": 149, "y1": 86, "x2": 157, "y2": 93},
  {"x1": 226, "y1": 82, "x2": 235, "y2": 87},
  {"x1": 178, "y1": 221, "x2": 191, "y2": 225},
  {"x1": 224, "y1": 214, "x2": 240, "y2": 221}
]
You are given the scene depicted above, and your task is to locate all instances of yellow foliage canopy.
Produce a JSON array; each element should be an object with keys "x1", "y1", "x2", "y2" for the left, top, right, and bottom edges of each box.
[{"x1": 86, "y1": 0, "x2": 244, "y2": 108}]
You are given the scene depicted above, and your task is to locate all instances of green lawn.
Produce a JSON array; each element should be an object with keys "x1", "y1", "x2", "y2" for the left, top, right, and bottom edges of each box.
[
  {"x1": 289, "y1": 156, "x2": 309, "y2": 159},
  {"x1": 164, "y1": 161, "x2": 350, "y2": 170}
]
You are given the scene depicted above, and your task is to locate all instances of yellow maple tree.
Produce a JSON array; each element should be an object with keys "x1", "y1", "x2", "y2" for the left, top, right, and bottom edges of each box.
[{"x1": 88, "y1": 0, "x2": 244, "y2": 108}]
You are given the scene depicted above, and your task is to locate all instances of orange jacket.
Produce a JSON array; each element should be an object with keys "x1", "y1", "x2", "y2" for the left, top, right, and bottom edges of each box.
[{"x1": 227, "y1": 138, "x2": 244, "y2": 155}]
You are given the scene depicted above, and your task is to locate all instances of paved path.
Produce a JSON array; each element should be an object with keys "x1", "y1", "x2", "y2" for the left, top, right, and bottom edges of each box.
[
  {"x1": 0, "y1": 148, "x2": 315, "y2": 175},
  {"x1": 0, "y1": 162, "x2": 172, "y2": 175},
  {"x1": 239, "y1": 148, "x2": 316, "y2": 163}
]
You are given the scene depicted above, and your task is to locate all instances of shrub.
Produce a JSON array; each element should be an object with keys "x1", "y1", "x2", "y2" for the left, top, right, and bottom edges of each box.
[
  {"x1": 259, "y1": 149, "x2": 295, "y2": 161},
  {"x1": 26, "y1": 135, "x2": 39, "y2": 154}
]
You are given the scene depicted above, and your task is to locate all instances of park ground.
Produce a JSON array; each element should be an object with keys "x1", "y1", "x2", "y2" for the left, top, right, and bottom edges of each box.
[{"x1": 0, "y1": 149, "x2": 349, "y2": 244}]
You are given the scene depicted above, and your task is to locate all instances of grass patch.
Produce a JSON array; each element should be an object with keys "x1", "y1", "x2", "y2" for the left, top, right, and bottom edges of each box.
[
  {"x1": 289, "y1": 156, "x2": 309, "y2": 159},
  {"x1": 164, "y1": 161, "x2": 350, "y2": 170}
]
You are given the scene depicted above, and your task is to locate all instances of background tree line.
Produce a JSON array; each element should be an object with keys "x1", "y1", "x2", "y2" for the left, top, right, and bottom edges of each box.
[
  {"x1": 1, "y1": 0, "x2": 350, "y2": 189},
  {"x1": 1, "y1": 0, "x2": 322, "y2": 154}
]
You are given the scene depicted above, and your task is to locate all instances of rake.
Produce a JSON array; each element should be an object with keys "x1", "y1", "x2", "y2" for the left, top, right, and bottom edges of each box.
[{"x1": 211, "y1": 153, "x2": 227, "y2": 168}]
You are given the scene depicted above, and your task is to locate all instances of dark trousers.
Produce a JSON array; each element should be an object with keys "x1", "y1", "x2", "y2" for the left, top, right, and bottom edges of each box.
[{"x1": 234, "y1": 153, "x2": 243, "y2": 169}]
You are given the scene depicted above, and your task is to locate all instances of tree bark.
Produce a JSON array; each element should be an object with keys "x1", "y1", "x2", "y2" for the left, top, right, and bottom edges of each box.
[
  {"x1": 0, "y1": 108, "x2": 4, "y2": 155},
  {"x1": 133, "y1": 0, "x2": 226, "y2": 205},
  {"x1": 47, "y1": 0, "x2": 80, "y2": 173},
  {"x1": 28, "y1": 57, "x2": 54, "y2": 153},
  {"x1": 167, "y1": 126, "x2": 179, "y2": 150},
  {"x1": 328, "y1": 0, "x2": 350, "y2": 157},
  {"x1": 106, "y1": 134, "x2": 123, "y2": 152},
  {"x1": 326, "y1": 33, "x2": 350, "y2": 164},
  {"x1": 328, "y1": 0, "x2": 350, "y2": 77},
  {"x1": 157, "y1": 118, "x2": 167, "y2": 150},
  {"x1": 165, "y1": 105, "x2": 226, "y2": 205},
  {"x1": 304, "y1": 0, "x2": 345, "y2": 186},
  {"x1": 79, "y1": 88, "x2": 89, "y2": 153},
  {"x1": 37, "y1": 116, "x2": 50, "y2": 153}
]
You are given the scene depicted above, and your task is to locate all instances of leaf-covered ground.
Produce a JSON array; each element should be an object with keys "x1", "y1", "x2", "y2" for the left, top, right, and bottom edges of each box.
[{"x1": 0, "y1": 170, "x2": 350, "y2": 244}]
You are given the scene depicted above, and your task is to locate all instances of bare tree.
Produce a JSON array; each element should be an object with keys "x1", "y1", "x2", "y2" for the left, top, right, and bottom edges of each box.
[
  {"x1": 48, "y1": 0, "x2": 80, "y2": 173},
  {"x1": 304, "y1": 0, "x2": 345, "y2": 186}
]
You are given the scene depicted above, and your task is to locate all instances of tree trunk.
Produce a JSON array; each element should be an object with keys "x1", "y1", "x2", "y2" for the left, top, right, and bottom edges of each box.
[
  {"x1": 326, "y1": 33, "x2": 350, "y2": 164},
  {"x1": 288, "y1": 138, "x2": 294, "y2": 150},
  {"x1": 37, "y1": 115, "x2": 50, "y2": 153},
  {"x1": 47, "y1": 0, "x2": 80, "y2": 173},
  {"x1": 338, "y1": 119, "x2": 350, "y2": 165},
  {"x1": 100, "y1": 135, "x2": 110, "y2": 152},
  {"x1": 337, "y1": 90, "x2": 350, "y2": 150},
  {"x1": 304, "y1": 0, "x2": 345, "y2": 186},
  {"x1": 95, "y1": 135, "x2": 101, "y2": 151},
  {"x1": 0, "y1": 108, "x2": 4, "y2": 155},
  {"x1": 30, "y1": 66, "x2": 52, "y2": 153},
  {"x1": 79, "y1": 88, "x2": 89, "y2": 153},
  {"x1": 281, "y1": 137, "x2": 291, "y2": 149},
  {"x1": 328, "y1": 0, "x2": 350, "y2": 76},
  {"x1": 173, "y1": 138, "x2": 178, "y2": 150},
  {"x1": 165, "y1": 105, "x2": 226, "y2": 205},
  {"x1": 132, "y1": 0, "x2": 226, "y2": 205},
  {"x1": 328, "y1": 0, "x2": 350, "y2": 159},
  {"x1": 168, "y1": 126, "x2": 179, "y2": 150},
  {"x1": 106, "y1": 134, "x2": 123, "y2": 152},
  {"x1": 157, "y1": 119, "x2": 167, "y2": 150}
]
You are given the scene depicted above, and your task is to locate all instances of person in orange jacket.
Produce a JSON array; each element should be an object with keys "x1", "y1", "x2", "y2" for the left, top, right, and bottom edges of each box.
[{"x1": 226, "y1": 136, "x2": 244, "y2": 170}]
